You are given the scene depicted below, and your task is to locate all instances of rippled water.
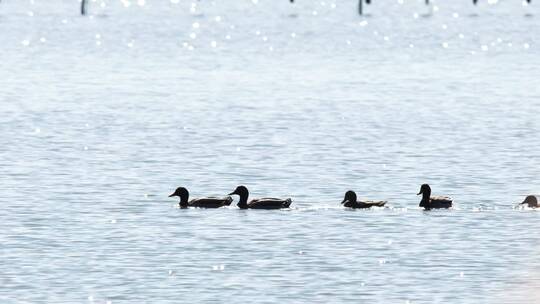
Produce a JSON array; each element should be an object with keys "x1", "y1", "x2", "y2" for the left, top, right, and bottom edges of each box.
[{"x1": 1, "y1": 0, "x2": 540, "y2": 303}]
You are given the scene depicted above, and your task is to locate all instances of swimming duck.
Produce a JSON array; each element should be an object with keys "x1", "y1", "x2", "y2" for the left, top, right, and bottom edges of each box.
[
  {"x1": 168, "y1": 187, "x2": 232, "y2": 208},
  {"x1": 417, "y1": 184, "x2": 452, "y2": 210},
  {"x1": 341, "y1": 190, "x2": 386, "y2": 209},
  {"x1": 228, "y1": 185, "x2": 292, "y2": 209},
  {"x1": 519, "y1": 195, "x2": 538, "y2": 208}
]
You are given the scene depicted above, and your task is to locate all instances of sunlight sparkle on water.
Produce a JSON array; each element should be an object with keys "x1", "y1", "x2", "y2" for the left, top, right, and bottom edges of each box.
[{"x1": 3, "y1": 2, "x2": 540, "y2": 303}]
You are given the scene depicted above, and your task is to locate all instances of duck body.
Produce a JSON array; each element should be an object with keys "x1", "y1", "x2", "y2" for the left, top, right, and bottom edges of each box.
[
  {"x1": 243, "y1": 198, "x2": 292, "y2": 209},
  {"x1": 519, "y1": 195, "x2": 538, "y2": 208},
  {"x1": 187, "y1": 197, "x2": 233, "y2": 208},
  {"x1": 419, "y1": 196, "x2": 453, "y2": 209},
  {"x1": 343, "y1": 200, "x2": 386, "y2": 209},
  {"x1": 169, "y1": 187, "x2": 232, "y2": 208},
  {"x1": 341, "y1": 191, "x2": 386, "y2": 209},
  {"x1": 229, "y1": 186, "x2": 292, "y2": 209},
  {"x1": 417, "y1": 184, "x2": 452, "y2": 210}
]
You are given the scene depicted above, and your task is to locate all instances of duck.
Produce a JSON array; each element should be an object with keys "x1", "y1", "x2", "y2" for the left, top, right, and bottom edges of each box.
[
  {"x1": 168, "y1": 187, "x2": 232, "y2": 208},
  {"x1": 228, "y1": 185, "x2": 292, "y2": 209},
  {"x1": 518, "y1": 195, "x2": 538, "y2": 208},
  {"x1": 417, "y1": 184, "x2": 452, "y2": 210},
  {"x1": 341, "y1": 190, "x2": 386, "y2": 209}
]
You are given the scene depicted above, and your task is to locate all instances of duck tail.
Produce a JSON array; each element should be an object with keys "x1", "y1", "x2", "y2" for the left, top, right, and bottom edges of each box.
[{"x1": 283, "y1": 198, "x2": 292, "y2": 208}]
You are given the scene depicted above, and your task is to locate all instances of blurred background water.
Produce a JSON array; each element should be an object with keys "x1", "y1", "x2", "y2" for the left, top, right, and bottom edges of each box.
[{"x1": 1, "y1": 0, "x2": 540, "y2": 303}]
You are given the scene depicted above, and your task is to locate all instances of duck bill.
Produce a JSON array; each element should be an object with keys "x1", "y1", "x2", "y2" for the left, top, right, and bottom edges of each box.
[
  {"x1": 417, "y1": 189, "x2": 422, "y2": 195},
  {"x1": 340, "y1": 199, "x2": 347, "y2": 204},
  {"x1": 228, "y1": 191, "x2": 236, "y2": 195},
  {"x1": 168, "y1": 193, "x2": 175, "y2": 197}
]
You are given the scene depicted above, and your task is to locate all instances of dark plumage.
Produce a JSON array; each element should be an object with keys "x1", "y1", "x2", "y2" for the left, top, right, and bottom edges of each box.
[
  {"x1": 168, "y1": 187, "x2": 232, "y2": 208},
  {"x1": 417, "y1": 184, "x2": 452, "y2": 210},
  {"x1": 341, "y1": 190, "x2": 386, "y2": 209},
  {"x1": 228, "y1": 185, "x2": 292, "y2": 209},
  {"x1": 519, "y1": 195, "x2": 538, "y2": 208}
]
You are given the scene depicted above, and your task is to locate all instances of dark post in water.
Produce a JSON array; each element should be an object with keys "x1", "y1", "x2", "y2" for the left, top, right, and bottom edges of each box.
[
  {"x1": 81, "y1": 0, "x2": 88, "y2": 15},
  {"x1": 359, "y1": 0, "x2": 371, "y2": 16}
]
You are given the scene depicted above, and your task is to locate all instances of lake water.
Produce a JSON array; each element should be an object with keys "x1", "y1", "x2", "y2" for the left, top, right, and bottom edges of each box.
[{"x1": 1, "y1": 0, "x2": 540, "y2": 303}]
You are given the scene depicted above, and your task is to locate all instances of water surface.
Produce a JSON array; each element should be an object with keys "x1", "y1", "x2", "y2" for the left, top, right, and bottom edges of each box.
[{"x1": 1, "y1": 0, "x2": 540, "y2": 303}]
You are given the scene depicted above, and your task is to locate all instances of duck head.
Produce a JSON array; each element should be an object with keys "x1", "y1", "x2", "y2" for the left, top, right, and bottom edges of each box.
[
  {"x1": 229, "y1": 185, "x2": 249, "y2": 208},
  {"x1": 169, "y1": 187, "x2": 189, "y2": 208},
  {"x1": 341, "y1": 190, "x2": 357, "y2": 204},
  {"x1": 417, "y1": 184, "x2": 432, "y2": 197},
  {"x1": 521, "y1": 195, "x2": 538, "y2": 208}
]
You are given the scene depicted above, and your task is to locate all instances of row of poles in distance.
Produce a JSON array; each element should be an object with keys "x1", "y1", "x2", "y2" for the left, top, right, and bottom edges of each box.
[
  {"x1": 353, "y1": 0, "x2": 533, "y2": 15},
  {"x1": 81, "y1": 0, "x2": 532, "y2": 16}
]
